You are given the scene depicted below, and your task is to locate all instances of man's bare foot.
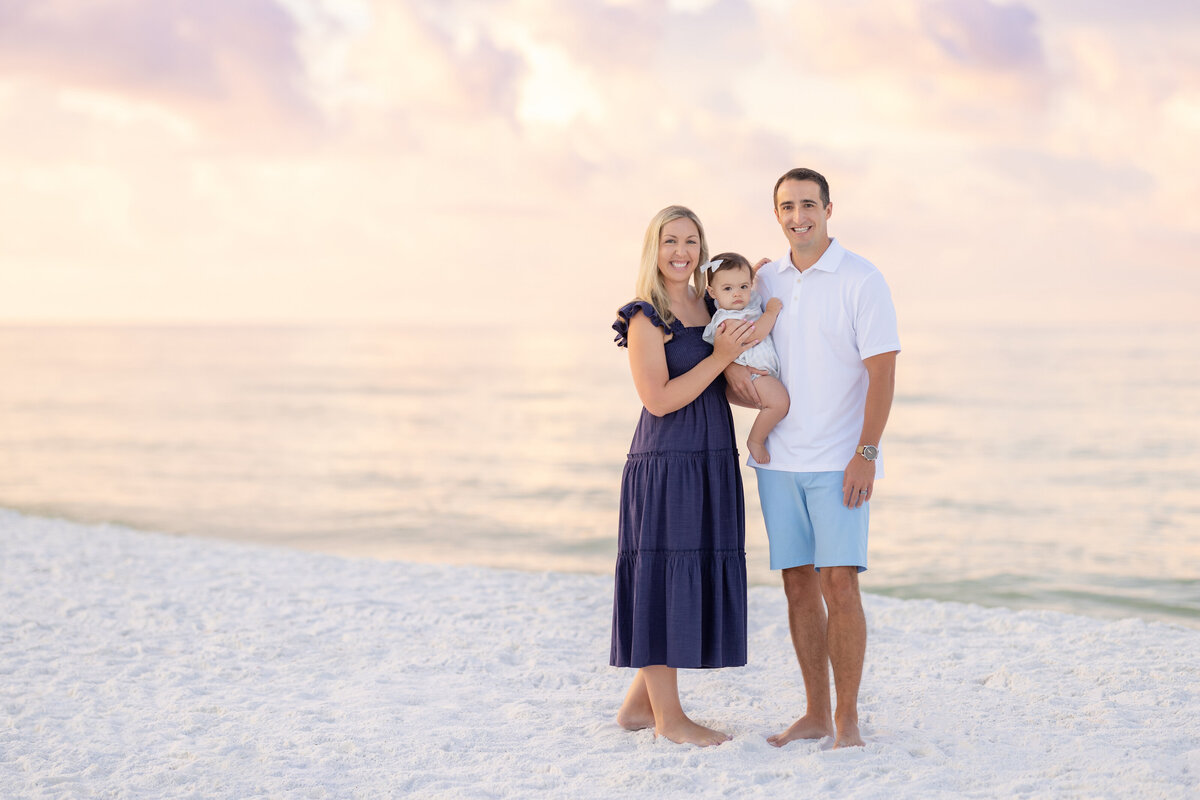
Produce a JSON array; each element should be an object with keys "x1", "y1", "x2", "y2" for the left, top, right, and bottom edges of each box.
[
  {"x1": 833, "y1": 719, "x2": 864, "y2": 749},
  {"x1": 656, "y1": 717, "x2": 731, "y2": 747},
  {"x1": 748, "y1": 438, "x2": 770, "y2": 464},
  {"x1": 767, "y1": 714, "x2": 835, "y2": 747}
]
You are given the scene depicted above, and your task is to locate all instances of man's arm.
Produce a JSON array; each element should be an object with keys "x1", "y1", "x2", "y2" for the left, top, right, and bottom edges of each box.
[{"x1": 841, "y1": 351, "x2": 897, "y2": 508}]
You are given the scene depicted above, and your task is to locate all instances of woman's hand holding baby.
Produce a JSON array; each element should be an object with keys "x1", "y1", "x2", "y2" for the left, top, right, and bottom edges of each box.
[{"x1": 712, "y1": 318, "x2": 757, "y2": 365}]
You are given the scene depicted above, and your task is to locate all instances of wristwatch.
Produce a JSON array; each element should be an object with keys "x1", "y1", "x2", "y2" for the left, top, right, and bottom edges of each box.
[{"x1": 856, "y1": 445, "x2": 879, "y2": 462}]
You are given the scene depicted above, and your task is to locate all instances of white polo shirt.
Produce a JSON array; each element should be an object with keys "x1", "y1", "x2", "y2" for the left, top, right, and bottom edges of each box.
[{"x1": 750, "y1": 238, "x2": 900, "y2": 475}]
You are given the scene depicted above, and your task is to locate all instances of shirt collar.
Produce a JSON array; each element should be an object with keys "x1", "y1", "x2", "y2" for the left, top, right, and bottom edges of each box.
[{"x1": 776, "y1": 238, "x2": 845, "y2": 274}]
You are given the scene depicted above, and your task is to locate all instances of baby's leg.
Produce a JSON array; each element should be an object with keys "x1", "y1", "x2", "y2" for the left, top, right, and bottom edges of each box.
[{"x1": 747, "y1": 376, "x2": 790, "y2": 464}]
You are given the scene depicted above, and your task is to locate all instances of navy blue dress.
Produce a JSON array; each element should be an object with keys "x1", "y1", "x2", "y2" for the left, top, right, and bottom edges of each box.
[{"x1": 610, "y1": 300, "x2": 748, "y2": 669}]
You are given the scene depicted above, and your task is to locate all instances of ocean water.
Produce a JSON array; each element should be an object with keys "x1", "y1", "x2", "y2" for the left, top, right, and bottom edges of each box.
[{"x1": 1, "y1": 323, "x2": 1197, "y2": 626}]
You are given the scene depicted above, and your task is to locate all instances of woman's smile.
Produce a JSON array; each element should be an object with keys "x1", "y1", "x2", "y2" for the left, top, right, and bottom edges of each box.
[{"x1": 656, "y1": 217, "x2": 702, "y2": 283}]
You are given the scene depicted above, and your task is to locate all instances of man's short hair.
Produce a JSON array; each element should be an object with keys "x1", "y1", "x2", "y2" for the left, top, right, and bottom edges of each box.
[{"x1": 773, "y1": 168, "x2": 830, "y2": 209}]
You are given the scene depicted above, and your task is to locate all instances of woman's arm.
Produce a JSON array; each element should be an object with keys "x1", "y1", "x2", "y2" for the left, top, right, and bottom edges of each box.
[
  {"x1": 628, "y1": 313, "x2": 756, "y2": 417},
  {"x1": 724, "y1": 363, "x2": 769, "y2": 408}
]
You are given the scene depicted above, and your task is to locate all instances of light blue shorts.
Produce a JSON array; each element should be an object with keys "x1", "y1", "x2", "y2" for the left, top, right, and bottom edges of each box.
[{"x1": 755, "y1": 469, "x2": 868, "y2": 572}]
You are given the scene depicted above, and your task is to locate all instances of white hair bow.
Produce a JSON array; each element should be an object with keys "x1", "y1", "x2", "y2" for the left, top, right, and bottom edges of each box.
[{"x1": 699, "y1": 259, "x2": 724, "y2": 273}]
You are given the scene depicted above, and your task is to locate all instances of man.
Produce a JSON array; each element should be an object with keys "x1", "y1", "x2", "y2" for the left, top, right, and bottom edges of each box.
[{"x1": 726, "y1": 168, "x2": 900, "y2": 749}]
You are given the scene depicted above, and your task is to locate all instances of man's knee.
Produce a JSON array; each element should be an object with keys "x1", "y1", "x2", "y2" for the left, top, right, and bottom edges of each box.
[
  {"x1": 781, "y1": 566, "x2": 820, "y2": 606},
  {"x1": 820, "y1": 567, "x2": 861, "y2": 610}
]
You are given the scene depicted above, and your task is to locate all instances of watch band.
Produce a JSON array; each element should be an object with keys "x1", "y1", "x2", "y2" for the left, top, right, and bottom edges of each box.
[{"x1": 857, "y1": 445, "x2": 879, "y2": 461}]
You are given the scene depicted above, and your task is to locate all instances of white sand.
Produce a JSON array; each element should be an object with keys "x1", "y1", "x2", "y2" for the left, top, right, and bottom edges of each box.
[{"x1": 2, "y1": 509, "x2": 1198, "y2": 799}]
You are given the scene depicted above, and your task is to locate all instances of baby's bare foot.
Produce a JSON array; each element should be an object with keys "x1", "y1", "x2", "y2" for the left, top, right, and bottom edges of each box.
[{"x1": 748, "y1": 438, "x2": 770, "y2": 464}]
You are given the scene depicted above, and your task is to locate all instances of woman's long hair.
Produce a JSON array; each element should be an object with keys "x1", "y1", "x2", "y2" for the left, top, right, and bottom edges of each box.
[{"x1": 633, "y1": 205, "x2": 709, "y2": 327}]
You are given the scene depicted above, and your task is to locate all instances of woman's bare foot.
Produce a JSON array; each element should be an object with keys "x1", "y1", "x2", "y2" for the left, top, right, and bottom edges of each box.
[
  {"x1": 656, "y1": 717, "x2": 731, "y2": 747},
  {"x1": 616, "y1": 670, "x2": 655, "y2": 730},
  {"x1": 834, "y1": 719, "x2": 864, "y2": 748},
  {"x1": 766, "y1": 714, "x2": 835, "y2": 747},
  {"x1": 748, "y1": 437, "x2": 770, "y2": 464},
  {"x1": 616, "y1": 706, "x2": 655, "y2": 731}
]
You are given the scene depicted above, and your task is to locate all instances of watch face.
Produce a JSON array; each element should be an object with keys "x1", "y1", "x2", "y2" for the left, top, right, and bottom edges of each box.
[{"x1": 861, "y1": 445, "x2": 878, "y2": 460}]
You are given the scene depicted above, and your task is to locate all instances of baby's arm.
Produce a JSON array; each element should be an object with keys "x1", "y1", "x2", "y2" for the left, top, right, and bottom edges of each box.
[{"x1": 753, "y1": 297, "x2": 783, "y2": 338}]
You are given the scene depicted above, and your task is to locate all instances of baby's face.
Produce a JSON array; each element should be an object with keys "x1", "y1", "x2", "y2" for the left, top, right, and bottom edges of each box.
[{"x1": 707, "y1": 266, "x2": 753, "y2": 311}]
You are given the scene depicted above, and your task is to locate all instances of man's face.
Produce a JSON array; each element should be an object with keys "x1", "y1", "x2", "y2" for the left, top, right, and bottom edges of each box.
[{"x1": 774, "y1": 179, "x2": 831, "y2": 252}]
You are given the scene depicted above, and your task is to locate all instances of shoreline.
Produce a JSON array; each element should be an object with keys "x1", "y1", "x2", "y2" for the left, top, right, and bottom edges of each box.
[
  {"x1": 6, "y1": 503, "x2": 1197, "y2": 631},
  {"x1": 3, "y1": 509, "x2": 1199, "y2": 798}
]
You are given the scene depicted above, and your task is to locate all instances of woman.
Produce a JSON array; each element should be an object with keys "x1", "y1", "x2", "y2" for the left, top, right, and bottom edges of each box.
[{"x1": 610, "y1": 205, "x2": 755, "y2": 746}]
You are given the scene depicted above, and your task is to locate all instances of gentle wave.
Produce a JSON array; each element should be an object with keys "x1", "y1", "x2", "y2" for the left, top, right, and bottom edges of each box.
[{"x1": 1, "y1": 323, "x2": 1197, "y2": 627}]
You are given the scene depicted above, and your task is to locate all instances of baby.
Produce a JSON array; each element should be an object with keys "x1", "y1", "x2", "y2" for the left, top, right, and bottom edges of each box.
[{"x1": 701, "y1": 252, "x2": 790, "y2": 464}]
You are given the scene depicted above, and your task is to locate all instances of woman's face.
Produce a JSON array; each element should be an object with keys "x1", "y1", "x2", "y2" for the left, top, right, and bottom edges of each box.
[{"x1": 656, "y1": 217, "x2": 701, "y2": 285}]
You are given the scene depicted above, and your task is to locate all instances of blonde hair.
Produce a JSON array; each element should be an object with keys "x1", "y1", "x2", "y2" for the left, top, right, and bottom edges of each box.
[{"x1": 634, "y1": 205, "x2": 709, "y2": 326}]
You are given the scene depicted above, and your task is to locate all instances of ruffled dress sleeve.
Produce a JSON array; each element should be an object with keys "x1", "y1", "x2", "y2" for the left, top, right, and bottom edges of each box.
[{"x1": 613, "y1": 300, "x2": 673, "y2": 348}]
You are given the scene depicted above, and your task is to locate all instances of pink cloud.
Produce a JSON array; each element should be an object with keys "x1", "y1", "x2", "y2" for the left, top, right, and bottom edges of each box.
[
  {"x1": 1042, "y1": 0, "x2": 1200, "y2": 25},
  {"x1": 0, "y1": 0, "x2": 320, "y2": 133},
  {"x1": 920, "y1": 0, "x2": 1044, "y2": 71}
]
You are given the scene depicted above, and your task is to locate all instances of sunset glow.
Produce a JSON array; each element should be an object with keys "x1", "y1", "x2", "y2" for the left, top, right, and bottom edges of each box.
[{"x1": 1, "y1": 0, "x2": 1196, "y2": 327}]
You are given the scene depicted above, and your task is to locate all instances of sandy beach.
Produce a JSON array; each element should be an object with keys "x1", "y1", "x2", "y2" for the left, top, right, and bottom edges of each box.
[{"x1": 2, "y1": 508, "x2": 1197, "y2": 798}]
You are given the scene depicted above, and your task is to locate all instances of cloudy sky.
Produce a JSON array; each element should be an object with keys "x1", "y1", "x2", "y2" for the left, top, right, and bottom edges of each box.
[{"x1": 1, "y1": 0, "x2": 1196, "y2": 328}]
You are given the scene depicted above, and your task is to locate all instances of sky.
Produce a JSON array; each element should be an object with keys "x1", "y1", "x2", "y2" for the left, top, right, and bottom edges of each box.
[{"x1": 1, "y1": 0, "x2": 1197, "y2": 329}]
